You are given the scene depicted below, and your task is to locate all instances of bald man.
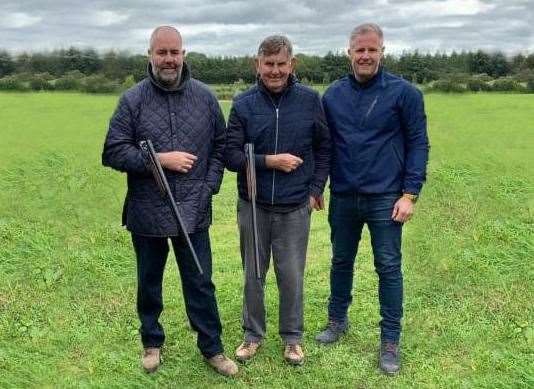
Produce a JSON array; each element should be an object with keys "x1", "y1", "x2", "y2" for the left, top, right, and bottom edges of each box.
[{"x1": 102, "y1": 26, "x2": 238, "y2": 377}]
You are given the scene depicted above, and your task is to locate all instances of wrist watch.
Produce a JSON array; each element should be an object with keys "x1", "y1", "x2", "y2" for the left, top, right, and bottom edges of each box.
[{"x1": 402, "y1": 193, "x2": 418, "y2": 203}]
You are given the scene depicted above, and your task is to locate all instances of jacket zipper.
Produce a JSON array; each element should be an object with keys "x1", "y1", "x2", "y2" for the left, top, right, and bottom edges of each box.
[
  {"x1": 271, "y1": 107, "x2": 279, "y2": 204},
  {"x1": 261, "y1": 84, "x2": 288, "y2": 205}
]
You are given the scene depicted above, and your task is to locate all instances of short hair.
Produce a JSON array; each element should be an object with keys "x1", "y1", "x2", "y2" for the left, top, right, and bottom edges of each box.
[
  {"x1": 349, "y1": 23, "x2": 384, "y2": 45},
  {"x1": 257, "y1": 35, "x2": 293, "y2": 57},
  {"x1": 149, "y1": 26, "x2": 181, "y2": 51}
]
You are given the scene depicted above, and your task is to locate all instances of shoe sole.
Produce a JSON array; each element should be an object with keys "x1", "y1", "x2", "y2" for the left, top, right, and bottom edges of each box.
[
  {"x1": 204, "y1": 360, "x2": 239, "y2": 377},
  {"x1": 235, "y1": 355, "x2": 254, "y2": 364},
  {"x1": 143, "y1": 358, "x2": 161, "y2": 373},
  {"x1": 378, "y1": 361, "x2": 400, "y2": 376},
  {"x1": 315, "y1": 330, "x2": 348, "y2": 345},
  {"x1": 143, "y1": 361, "x2": 160, "y2": 374},
  {"x1": 285, "y1": 357, "x2": 304, "y2": 366},
  {"x1": 379, "y1": 367, "x2": 400, "y2": 376}
]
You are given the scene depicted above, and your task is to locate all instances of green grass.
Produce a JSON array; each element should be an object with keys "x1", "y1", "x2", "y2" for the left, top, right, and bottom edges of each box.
[{"x1": 0, "y1": 92, "x2": 533, "y2": 388}]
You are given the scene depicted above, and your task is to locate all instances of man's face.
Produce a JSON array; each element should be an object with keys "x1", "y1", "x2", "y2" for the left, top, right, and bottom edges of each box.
[
  {"x1": 149, "y1": 30, "x2": 185, "y2": 86},
  {"x1": 255, "y1": 48, "x2": 295, "y2": 93},
  {"x1": 348, "y1": 32, "x2": 384, "y2": 83}
]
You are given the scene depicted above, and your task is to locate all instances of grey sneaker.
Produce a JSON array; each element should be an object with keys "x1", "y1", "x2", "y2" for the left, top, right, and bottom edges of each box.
[
  {"x1": 206, "y1": 354, "x2": 239, "y2": 377},
  {"x1": 379, "y1": 341, "x2": 400, "y2": 375},
  {"x1": 142, "y1": 347, "x2": 161, "y2": 373},
  {"x1": 315, "y1": 320, "x2": 349, "y2": 344}
]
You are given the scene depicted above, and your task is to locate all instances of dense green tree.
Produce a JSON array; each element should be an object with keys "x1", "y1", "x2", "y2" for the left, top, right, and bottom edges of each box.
[
  {"x1": 0, "y1": 50, "x2": 15, "y2": 77},
  {"x1": 0, "y1": 47, "x2": 531, "y2": 89}
]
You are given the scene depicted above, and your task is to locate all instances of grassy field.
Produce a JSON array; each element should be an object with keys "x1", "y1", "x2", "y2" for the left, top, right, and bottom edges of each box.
[{"x1": 0, "y1": 92, "x2": 533, "y2": 388}]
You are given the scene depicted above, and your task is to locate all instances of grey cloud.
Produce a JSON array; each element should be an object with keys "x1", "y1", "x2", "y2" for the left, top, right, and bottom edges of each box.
[{"x1": 0, "y1": 0, "x2": 532, "y2": 55}]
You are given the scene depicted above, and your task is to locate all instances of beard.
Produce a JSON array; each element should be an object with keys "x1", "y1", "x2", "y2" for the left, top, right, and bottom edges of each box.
[{"x1": 152, "y1": 60, "x2": 182, "y2": 87}]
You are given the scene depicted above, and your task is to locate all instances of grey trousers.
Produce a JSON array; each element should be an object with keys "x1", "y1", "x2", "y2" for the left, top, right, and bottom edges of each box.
[{"x1": 237, "y1": 198, "x2": 311, "y2": 345}]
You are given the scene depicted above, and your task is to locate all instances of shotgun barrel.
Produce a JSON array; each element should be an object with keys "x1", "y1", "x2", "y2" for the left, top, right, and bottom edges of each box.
[
  {"x1": 245, "y1": 143, "x2": 261, "y2": 280},
  {"x1": 139, "y1": 139, "x2": 204, "y2": 275}
]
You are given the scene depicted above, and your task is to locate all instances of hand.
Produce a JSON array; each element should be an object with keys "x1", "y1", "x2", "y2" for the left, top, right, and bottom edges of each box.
[
  {"x1": 391, "y1": 196, "x2": 414, "y2": 223},
  {"x1": 157, "y1": 151, "x2": 198, "y2": 173},
  {"x1": 265, "y1": 153, "x2": 303, "y2": 173},
  {"x1": 309, "y1": 195, "x2": 324, "y2": 211}
]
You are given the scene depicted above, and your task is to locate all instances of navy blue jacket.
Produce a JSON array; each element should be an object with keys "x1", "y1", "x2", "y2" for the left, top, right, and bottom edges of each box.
[
  {"x1": 323, "y1": 68, "x2": 429, "y2": 195},
  {"x1": 225, "y1": 76, "x2": 331, "y2": 205},
  {"x1": 102, "y1": 63, "x2": 226, "y2": 236}
]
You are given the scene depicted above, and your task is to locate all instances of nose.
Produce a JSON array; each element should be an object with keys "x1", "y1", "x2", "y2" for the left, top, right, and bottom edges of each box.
[{"x1": 164, "y1": 52, "x2": 174, "y2": 62}]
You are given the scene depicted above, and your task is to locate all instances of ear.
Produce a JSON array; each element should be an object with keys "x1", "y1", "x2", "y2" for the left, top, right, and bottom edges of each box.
[
  {"x1": 380, "y1": 46, "x2": 385, "y2": 59},
  {"x1": 182, "y1": 49, "x2": 187, "y2": 56},
  {"x1": 254, "y1": 57, "x2": 260, "y2": 73},
  {"x1": 290, "y1": 56, "x2": 297, "y2": 70},
  {"x1": 347, "y1": 48, "x2": 351, "y2": 56}
]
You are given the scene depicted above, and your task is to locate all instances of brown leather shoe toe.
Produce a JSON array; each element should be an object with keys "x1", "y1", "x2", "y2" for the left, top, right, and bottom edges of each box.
[
  {"x1": 142, "y1": 347, "x2": 161, "y2": 373},
  {"x1": 284, "y1": 344, "x2": 304, "y2": 366},
  {"x1": 235, "y1": 341, "x2": 261, "y2": 363},
  {"x1": 206, "y1": 354, "x2": 239, "y2": 377}
]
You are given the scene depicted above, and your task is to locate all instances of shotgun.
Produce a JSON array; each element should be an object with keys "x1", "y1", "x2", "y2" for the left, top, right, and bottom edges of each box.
[
  {"x1": 139, "y1": 139, "x2": 203, "y2": 275},
  {"x1": 245, "y1": 143, "x2": 261, "y2": 279}
]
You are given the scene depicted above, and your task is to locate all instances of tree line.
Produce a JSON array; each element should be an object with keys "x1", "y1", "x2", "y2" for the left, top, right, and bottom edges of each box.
[{"x1": 1, "y1": 47, "x2": 533, "y2": 94}]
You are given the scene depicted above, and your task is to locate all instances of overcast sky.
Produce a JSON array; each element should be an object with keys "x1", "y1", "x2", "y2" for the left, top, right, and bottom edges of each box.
[{"x1": 1, "y1": 0, "x2": 533, "y2": 56}]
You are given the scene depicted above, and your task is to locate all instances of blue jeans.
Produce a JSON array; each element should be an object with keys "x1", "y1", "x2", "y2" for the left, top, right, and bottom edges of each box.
[
  {"x1": 131, "y1": 231, "x2": 224, "y2": 358},
  {"x1": 327, "y1": 192, "x2": 403, "y2": 342}
]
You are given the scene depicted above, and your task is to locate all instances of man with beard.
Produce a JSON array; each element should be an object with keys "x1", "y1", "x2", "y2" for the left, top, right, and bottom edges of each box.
[
  {"x1": 102, "y1": 26, "x2": 238, "y2": 377},
  {"x1": 315, "y1": 23, "x2": 429, "y2": 375}
]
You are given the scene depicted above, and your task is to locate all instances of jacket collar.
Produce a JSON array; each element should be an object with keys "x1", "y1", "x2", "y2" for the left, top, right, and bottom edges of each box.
[
  {"x1": 348, "y1": 66, "x2": 385, "y2": 90},
  {"x1": 148, "y1": 61, "x2": 191, "y2": 93},
  {"x1": 256, "y1": 73, "x2": 297, "y2": 95}
]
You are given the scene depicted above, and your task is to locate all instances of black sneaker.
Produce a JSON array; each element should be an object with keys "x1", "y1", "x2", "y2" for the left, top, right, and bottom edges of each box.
[
  {"x1": 315, "y1": 320, "x2": 349, "y2": 344},
  {"x1": 379, "y1": 341, "x2": 400, "y2": 375}
]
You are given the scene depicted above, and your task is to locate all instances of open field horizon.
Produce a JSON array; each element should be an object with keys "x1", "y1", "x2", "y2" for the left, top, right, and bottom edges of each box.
[{"x1": 0, "y1": 92, "x2": 533, "y2": 387}]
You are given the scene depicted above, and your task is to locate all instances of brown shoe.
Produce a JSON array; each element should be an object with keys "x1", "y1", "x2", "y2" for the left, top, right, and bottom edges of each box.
[
  {"x1": 235, "y1": 341, "x2": 261, "y2": 363},
  {"x1": 206, "y1": 354, "x2": 239, "y2": 377},
  {"x1": 142, "y1": 347, "x2": 161, "y2": 373},
  {"x1": 284, "y1": 344, "x2": 304, "y2": 366}
]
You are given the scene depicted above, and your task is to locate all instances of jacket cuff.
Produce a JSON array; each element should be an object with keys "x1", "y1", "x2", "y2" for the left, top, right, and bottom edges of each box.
[
  {"x1": 310, "y1": 184, "x2": 324, "y2": 197},
  {"x1": 403, "y1": 186, "x2": 421, "y2": 196},
  {"x1": 255, "y1": 154, "x2": 267, "y2": 170}
]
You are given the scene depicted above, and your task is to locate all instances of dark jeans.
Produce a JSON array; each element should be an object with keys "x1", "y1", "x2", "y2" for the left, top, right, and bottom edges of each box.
[
  {"x1": 327, "y1": 192, "x2": 403, "y2": 342},
  {"x1": 131, "y1": 231, "x2": 223, "y2": 358}
]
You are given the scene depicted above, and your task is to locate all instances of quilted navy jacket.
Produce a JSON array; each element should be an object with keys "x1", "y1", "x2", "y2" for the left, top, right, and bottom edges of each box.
[
  {"x1": 102, "y1": 63, "x2": 226, "y2": 236},
  {"x1": 323, "y1": 67, "x2": 429, "y2": 195},
  {"x1": 225, "y1": 76, "x2": 331, "y2": 205}
]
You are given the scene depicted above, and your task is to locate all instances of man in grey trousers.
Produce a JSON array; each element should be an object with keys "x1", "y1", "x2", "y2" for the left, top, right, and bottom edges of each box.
[{"x1": 225, "y1": 35, "x2": 331, "y2": 365}]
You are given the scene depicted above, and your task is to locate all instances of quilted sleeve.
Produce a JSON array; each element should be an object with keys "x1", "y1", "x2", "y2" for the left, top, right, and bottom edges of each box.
[{"x1": 102, "y1": 94, "x2": 151, "y2": 176}]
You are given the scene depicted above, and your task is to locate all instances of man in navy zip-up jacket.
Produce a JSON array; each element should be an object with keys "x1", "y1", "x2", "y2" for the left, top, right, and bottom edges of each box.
[
  {"x1": 225, "y1": 35, "x2": 331, "y2": 365},
  {"x1": 316, "y1": 23, "x2": 429, "y2": 375}
]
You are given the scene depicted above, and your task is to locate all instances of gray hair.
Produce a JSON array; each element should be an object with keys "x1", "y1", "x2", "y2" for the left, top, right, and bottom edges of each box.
[
  {"x1": 349, "y1": 23, "x2": 384, "y2": 45},
  {"x1": 149, "y1": 26, "x2": 181, "y2": 51},
  {"x1": 257, "y1": 35, "x2": 293, "y2": 57}
]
